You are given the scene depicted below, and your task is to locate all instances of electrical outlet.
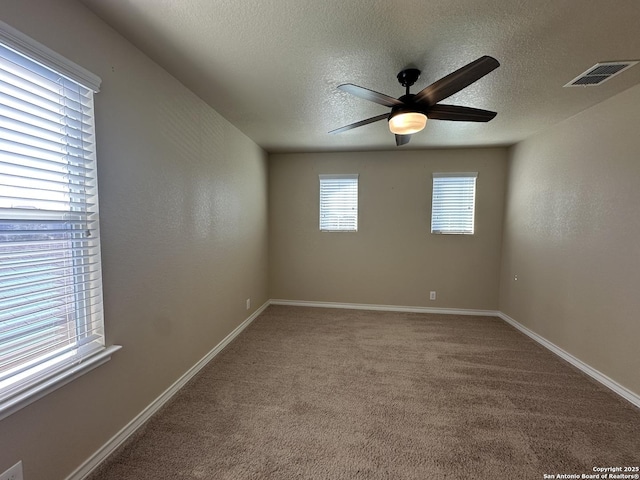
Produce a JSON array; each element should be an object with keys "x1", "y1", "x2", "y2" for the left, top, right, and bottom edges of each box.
[
  {"x1": 429, "y1": 291, "x2": 436, "y2": 301},
  {"x1": 246, "y1": 298, "x2": 251, "y2": 310},
  {"x1": 0, "y1": 461, "x2": 23, "y2": 480}
]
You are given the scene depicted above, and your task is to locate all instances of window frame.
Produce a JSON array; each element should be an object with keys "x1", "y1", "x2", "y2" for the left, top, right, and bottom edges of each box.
[
  {"x1": 319, "y1": 174, "x2": 359, "y2": 233},
  {"x1": 430, "y1": 172, "x2": 478, "y2": 235},
  {"x1": 0, "y1": 20, "x2": 120, "y2": 421}
]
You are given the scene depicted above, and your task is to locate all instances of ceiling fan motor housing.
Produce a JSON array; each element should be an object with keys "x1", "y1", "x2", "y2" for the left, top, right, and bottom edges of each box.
[{"x1": 389, "y1": 95, "x2": 428, "y2": 119}]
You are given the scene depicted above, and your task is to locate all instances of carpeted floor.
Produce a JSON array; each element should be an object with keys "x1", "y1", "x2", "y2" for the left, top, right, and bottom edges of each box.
[{"x1": 89, "y1": 305, "x2": 640, "y2": 479}]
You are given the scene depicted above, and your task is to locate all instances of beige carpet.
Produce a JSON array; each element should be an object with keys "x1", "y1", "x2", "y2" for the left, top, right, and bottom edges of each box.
[{"x1": 89, "y1": 306, "x2": 640, "y2": 479}]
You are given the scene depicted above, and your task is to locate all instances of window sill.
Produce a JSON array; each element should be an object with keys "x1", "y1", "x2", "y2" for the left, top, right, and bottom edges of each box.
[{"x1": 0, "y1": 345, "x2": 122, "y2": 421}]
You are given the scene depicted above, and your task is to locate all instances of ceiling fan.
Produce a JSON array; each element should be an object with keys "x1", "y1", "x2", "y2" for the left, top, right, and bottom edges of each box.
[{"x1": 329, "y1": 56, "x2": 500, "y2": 146}]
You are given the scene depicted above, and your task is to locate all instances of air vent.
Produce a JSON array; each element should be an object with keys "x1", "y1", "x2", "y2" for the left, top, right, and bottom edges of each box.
[{"x1": 564, "y1": 61, "x2": 638, "y2": 87}]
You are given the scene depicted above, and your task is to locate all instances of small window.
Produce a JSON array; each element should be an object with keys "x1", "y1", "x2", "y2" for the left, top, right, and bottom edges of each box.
[
  {"x1": 431, "y1": 172, "x2": 477, "y2": 234},
  {"x1": 319, "y1": 174, "x2": 358, "y2": 232}
]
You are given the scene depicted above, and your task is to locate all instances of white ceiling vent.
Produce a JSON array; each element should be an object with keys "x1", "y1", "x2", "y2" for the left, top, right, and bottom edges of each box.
[{"x1": 564, "y1": 61, "x2": 639, "y2": 87}]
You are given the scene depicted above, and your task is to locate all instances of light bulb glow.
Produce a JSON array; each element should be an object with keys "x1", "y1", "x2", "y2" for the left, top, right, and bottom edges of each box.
[{"x1": 388, "y1": 111, "x2": 427, "y2": 135}]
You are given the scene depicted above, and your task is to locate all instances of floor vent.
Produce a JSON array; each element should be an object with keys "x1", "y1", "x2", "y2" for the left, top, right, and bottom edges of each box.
[{"x1": 564, "y1": 61, "x2": 638, "y2": 87}]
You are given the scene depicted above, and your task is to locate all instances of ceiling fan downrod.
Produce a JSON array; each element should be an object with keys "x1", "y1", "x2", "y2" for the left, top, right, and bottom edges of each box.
[{"x1": 396, "y1": 68, "x2": 421, "y2": 96}]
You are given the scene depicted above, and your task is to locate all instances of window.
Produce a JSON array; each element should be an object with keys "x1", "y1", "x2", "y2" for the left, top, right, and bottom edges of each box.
[
  {"x1": 431, "y1": 172, "x2": 477, "y2": 234},
  {"x1": 0, "y1": 21, "x2": 118, "y2": 419},
  {"x1": 319, "y1": 174, "x2": 358, "y2": 232}
]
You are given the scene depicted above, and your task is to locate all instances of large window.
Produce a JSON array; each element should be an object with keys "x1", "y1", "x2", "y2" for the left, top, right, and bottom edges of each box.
[
  {"x1": 319, "y1": 174, "x2": 358, "y2": 232},
  {"x1": 0, "y1": 21, "x2": 117, "y2": 418},
  {"x1": 431, "y1": 172, "x2": 477, "y2": 235}
]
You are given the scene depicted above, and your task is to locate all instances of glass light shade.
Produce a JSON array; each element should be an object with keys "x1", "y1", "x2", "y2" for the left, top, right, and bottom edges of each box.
[{"x1": 388, "y1": 111, "x2": 427, "y2": 135}]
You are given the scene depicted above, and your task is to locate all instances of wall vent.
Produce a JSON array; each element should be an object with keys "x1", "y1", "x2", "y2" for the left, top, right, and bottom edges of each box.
[{"x1": 564, "y1": 61, "x2": 638, "y2": 87}]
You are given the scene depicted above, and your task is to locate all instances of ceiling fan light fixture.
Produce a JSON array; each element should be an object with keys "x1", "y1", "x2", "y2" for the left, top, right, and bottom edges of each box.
[{"x1": 388, "y1": 111, "x2": 427, "y2": 135}]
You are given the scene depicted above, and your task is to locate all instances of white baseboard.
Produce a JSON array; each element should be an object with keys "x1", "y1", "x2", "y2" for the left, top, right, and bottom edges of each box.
[
  {"x1": 67, "y1": 300, "x2": 270, "y2": 480},
  {"x1": 269, "y1": 299, "x2": 499, "y2": 317},
  {"x1": 497, "y1": 311, "x2": 640, "y2": 409}
]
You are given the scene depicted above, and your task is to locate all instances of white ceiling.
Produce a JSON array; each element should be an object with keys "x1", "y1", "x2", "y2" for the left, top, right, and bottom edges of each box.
[{"x1": 79, "y1": 0, "x2": 640, "y2": 153}]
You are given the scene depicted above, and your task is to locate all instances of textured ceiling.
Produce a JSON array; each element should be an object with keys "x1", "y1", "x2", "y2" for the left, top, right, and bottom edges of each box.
[{"x1": 79, "y1": 0, "x2": 640, "y2": 153}]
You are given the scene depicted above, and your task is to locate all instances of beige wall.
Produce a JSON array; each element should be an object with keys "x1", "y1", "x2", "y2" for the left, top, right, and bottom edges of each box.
[
  {"x1": 0, "y1": 1, "x2": 269, "y2": 479},
  {"x1": 269, "y1": 149, "x2": 508, "y2": 309},
  {"x1": 500, "y1": 83, "x2": 640, "y2": 396}
]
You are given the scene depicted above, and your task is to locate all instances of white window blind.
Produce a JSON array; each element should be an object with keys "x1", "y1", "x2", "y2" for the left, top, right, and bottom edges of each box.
[
  {"x1": 0, "y1": 31, "x2": 111, "y2": 416},
  {"x1": 431, "y1": 172, "x2": 477, "y2": 234},
  {"x1": 319, "y1": 174, "x2": 358, "y2": 232}
]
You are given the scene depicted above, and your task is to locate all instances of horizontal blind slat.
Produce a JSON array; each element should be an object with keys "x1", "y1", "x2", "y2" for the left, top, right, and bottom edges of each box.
[
  {"x1": 0, "y1": 172, "x2": 94, "y2": 195},
  {"x1": 0, "y1": 139, "x2": 94, "y2": 168},
  {"x1": 1, "y1": 108, "x2": 93, "y2": 143},
  {"x1": 0, "y1": 78, "x2": 91, "y2": 122},
  {"x1": 0, "y1": 151, "x2": 94, "y2": 174},
  {"x1": 0, "y1": 92, "x2": 91, "y2": 133},
  {"x1": 0, "y1": 265, "x2": 101, "y2": 291},
  {"x1": 0, "y1": 294, "x2": 103, "y2": 334},
  {"x1": 0, "y1": 160, "x2": 90, "y2": 185},
  {"x1": 0, "y1": 126, "x2": 94, "y2": 158}
]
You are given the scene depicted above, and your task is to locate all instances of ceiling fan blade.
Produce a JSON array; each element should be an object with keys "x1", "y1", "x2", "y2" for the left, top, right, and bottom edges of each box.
[
  {"x1": 395, "y1": 134, "x2": 411, "y2": 146},
  {"x1": 414, "y1": 56, "x2": 500, "y2": 106},
  {"x1": 328, "y1": 113, "x2": 389, "y2": 134},
  {"x1": 427, "y1": 104, "x2": 497, "y2": 122},
  {"x1": 338, "y1": 84, "x2": 404, "y2": 107}
]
